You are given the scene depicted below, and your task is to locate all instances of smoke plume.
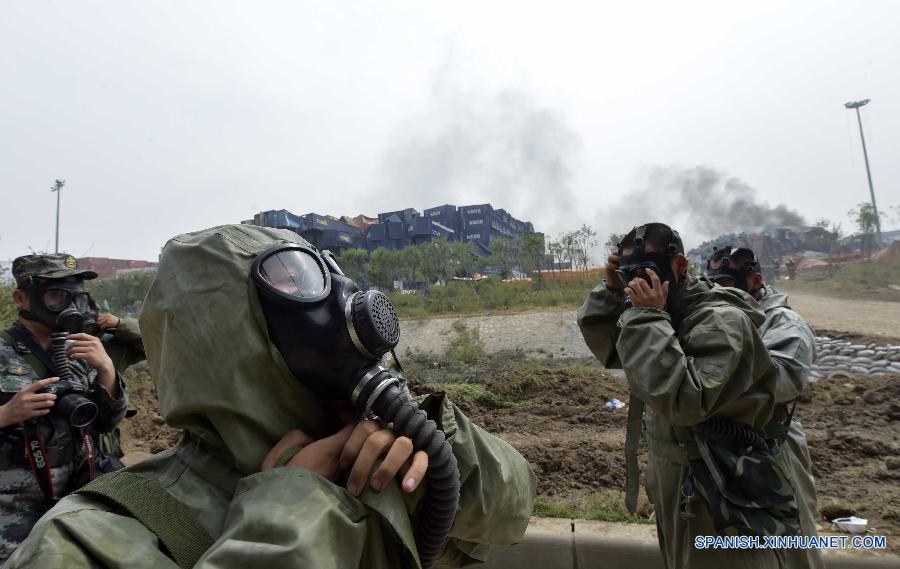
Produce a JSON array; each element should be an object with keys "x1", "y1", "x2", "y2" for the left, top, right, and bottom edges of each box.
[
  {"x1": 603, "y1": 165, "x2": 806, "y2": 248},
  {"x1": 379, "y1": 65, "x2": 580, "y2": 230}
]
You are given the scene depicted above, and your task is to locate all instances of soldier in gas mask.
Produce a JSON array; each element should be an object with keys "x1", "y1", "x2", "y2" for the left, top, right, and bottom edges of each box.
[
  {"x1": 578, "y1": 223, "x2": 797, "y2": 569},
  {"x1": 707, "y1": 246, "x2": 823, "y2": 569},
  {"x1": 0, "y1": 254, "x2": 129, "y2": 563},
  {"x1": 8, "y1": 225, "x2": 534, "y2": 569}
]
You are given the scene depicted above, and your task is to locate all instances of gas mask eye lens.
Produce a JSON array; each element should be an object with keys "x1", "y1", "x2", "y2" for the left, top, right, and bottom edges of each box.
[
  {"x1": 43, "y1": 289, "x2": 70, "y2": 311},
  {"x1": 259, "y1": 249, "x2": 327, "y2": 298},
  {"x1": 74, "y1": 292, "x2": 91, "y2": 312}
]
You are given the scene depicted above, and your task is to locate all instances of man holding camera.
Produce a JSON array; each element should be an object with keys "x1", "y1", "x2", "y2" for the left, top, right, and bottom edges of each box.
[{"x1": 0, "y1": 254, "x2": 128, "y2": 563}]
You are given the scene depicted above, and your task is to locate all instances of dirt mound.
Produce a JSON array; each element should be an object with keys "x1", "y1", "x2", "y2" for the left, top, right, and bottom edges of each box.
[
  {"x1": 121, "y1": 355, "x2": 900, "y2": 549},
  {"x1": 119, "y1": 370, "x2": 180, "y2": 456},
  {"x1": 411, "y1": 359, "x2": 634, "y2": 499}
]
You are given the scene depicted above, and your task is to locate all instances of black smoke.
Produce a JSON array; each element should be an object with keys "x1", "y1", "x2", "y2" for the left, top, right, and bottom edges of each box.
[
  {"x1": 604, "y1": 165, "x2": 806, "y2": 247},
  {"x1": 379, "y1": 66, "x2": 580, "y2": 230}
]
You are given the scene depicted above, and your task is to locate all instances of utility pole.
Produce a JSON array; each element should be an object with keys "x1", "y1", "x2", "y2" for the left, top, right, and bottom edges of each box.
[
  {"x1": 51, "y1": 179, "x2": 65, "y2": 253},
  {"x1": 844, "y1": 99, "x2": 882, "y2": 247}
]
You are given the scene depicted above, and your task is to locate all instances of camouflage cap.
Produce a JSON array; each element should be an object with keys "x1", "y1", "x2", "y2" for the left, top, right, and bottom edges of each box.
[{"x1": 12, "y1": 253, "x2": 98, "y2": 288}]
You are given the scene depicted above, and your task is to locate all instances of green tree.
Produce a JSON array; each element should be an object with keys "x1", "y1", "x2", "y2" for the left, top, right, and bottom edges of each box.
[
  {"x1": 575, "y1": 225, "x2": 598, "y2": 271},
  {"x1": 814, "y1": 218, "x2": 842, "y2": 275},
  {"x1": 366, "y1": 248, "x2": 396, "y2": 291},
  {"x1": 546, "y1": 240, "x2": 563, "y2": 271},
  {"x1": 397, "y1": 245, "x2": 425, "y2": 287},
  {"x1": 421, "y1": 238, "x2": 453, "y2": 285},
  {"x1": 337, "y1": 247, "x2": 368, "y2": 284},
  {"x1": 0, "y1": 282, "x2": 16, "y2": 328},
  {"x1": 519, "y1": 233, "x2": 545, "y2": 278},
  {"x1": 86, "y1": 271, "x2": 156, "y2": 315},
  {"x1": 449, "y1": 241, "x2": 482, "y2": 278},
  {"x1": 489, "y1": 237, "x2": 519, "y2": 279},
  {"x1": 848, "y1": 202, "x2": 881, "y2": 259},
  {"x1": 605, "y1": 232, "x2": 625, "y2": 254}
]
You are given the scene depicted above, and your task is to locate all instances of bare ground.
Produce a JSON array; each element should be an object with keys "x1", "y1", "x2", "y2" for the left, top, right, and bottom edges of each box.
[{"x1": 120, "y1": 291, "x2": 900, "y2": 549}]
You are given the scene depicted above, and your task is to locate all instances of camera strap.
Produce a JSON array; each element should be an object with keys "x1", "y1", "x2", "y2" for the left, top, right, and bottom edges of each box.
[
  {"x1": 22, "y1": 421, "x2": 57, "y2": 508},
  {"x1": 80, "y1": 428, "x2": 96, "y2": 481}
]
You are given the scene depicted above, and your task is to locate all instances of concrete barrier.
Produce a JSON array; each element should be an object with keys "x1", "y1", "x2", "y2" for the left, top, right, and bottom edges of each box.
[{"x1": 437, "y1": 518, "x2": 900, "y2": 569}]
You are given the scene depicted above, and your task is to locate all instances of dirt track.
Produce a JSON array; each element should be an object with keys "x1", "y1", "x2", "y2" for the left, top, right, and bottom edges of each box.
[{"x1": 398, "y1": 291, "x2": 900, "y2": 358}]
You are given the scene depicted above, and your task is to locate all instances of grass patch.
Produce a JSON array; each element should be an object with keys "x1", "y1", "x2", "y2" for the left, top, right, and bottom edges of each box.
[
  {"x1": 430, "y1": 383, "x2": 510, "y2": 409},
  {"x1": 534, "y1": 498, "x2": 578, "y2": 519},
  {"x1": 446, "y1": 320, "x2": 485, "y2": 363},
  {"x1": 388, "y1": 274, "x2": 599, "y2": 319},
  {"x1": 534, "y1": 491, "x2": 652, "y2": 523},
  {"x1": 780, "y1": 255, "x2": 900, "y2": 300}
]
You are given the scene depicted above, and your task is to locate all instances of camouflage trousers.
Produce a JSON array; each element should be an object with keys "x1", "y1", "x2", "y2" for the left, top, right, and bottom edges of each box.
[
  {"x1": 644, "y1": 437, "x2": 783, "y2": 569},
  {"x1": 0, "y1": 465, "x2": 71, "y2": 563}
]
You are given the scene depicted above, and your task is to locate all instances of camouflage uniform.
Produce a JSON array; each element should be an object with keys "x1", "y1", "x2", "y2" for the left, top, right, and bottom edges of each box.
[
  {"x1": 757, "y1": 284, "x2": 823, "y2": 569},
  {"x1": 578, "y1": 278, "x2": 784, "y2": 568},
  {"x1": 0, "y1": 254, "x2": 129, "y2": 563}
]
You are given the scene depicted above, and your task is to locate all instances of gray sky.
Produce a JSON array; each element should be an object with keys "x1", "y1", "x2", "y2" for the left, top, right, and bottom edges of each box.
[{"x1": 1, "y1": 0, "x2": 898, "y2": 264}]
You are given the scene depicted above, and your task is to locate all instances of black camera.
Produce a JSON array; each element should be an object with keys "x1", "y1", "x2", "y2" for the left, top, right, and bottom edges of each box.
[{"x1": 38, "y1": 380, "x2": 98, "y2": 428}]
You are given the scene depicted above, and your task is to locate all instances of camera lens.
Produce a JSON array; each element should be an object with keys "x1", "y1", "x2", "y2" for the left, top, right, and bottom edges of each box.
[{"x1": 56, "y1": 394, "x2": 99, "y2": 428}]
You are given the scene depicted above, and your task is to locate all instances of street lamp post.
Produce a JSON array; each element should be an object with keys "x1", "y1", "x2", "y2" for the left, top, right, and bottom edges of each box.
[
  {"x1": 844, "y1": 99, "x2": 882, "y2": 247},
  {"x1": 51, "y1": 179, "x2": 65, "y2": 253}
]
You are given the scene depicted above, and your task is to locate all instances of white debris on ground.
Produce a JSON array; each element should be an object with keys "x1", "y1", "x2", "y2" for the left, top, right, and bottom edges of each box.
[{"x1": 810, "y1": 336, "x2": 900, "y2": 380}]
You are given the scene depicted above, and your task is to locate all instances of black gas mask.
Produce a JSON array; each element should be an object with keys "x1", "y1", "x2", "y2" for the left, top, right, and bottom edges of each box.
[
  {"x1": 251, "y1": 243, "x2": 401, "y2": 403},
  {"x1": 616, "y1": 224, "x2": 684, "y2": 309},
  {"x1": 20, "y1": 278, "x2": 93, "y2": 333},
  {"x1": 252, "y1": 243, "x2": 458, "y2": 569},
  {"x1": 706, "y1": 246, "x2": 759, "y2": 294}
]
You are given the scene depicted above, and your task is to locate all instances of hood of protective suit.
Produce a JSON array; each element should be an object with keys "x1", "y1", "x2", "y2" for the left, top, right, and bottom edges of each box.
[
  {"x1": 140, "y1": 224, "x2": 337, "y2": 475},
  {"x1": 757, "y1": 284, "x2": 790, "y2": 313},
  {"x1": 670, "y1": 277, "x2": 766, "y2": 329}
]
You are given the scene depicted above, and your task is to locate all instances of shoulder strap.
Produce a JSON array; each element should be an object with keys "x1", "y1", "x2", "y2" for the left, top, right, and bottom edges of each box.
[
  {"x1": 75, "y1": 471, "x2": 214, "y2": 568},
  {"x1": 1, "y1": 327, "x2": 54, "y2": 378}
]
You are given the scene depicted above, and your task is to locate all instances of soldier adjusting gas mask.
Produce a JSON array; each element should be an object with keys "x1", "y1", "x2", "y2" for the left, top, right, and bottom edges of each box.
[
  {"x1": 706, "y1": 246, "x2": 760, "y2": 294},
  {"x1": 251, "y1": 242, "x2": 459, "y2": 569},
  {"x1": 251, "y1": 243, "x2": 401, "y2": 402},
  {"x1": 617, "y1": 224, "x2": 685, "y2": 308}
]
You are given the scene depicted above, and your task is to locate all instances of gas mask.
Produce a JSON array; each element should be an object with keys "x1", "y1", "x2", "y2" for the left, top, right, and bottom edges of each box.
[
  {"x1": 20, "y1": 278, "x2": 94, "y2": 333},
  {"x1": 251, "y1": 242, "x2": 459, "y2": 569},
  {"x1": 251, "y1": 243, "x2": 401, "y2": 403},
  {"x1": 616, "y1": 224, "x2": 684, "y2": 309},
  {"x1": 706, "y1": 246, "x2": 759, "y2": 294}
]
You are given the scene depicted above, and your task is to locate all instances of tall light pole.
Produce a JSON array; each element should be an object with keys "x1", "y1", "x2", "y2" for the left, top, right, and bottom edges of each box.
[
  {"x1": 50, "y1": 179, "x2": 65, "y2": 253},
  {"x1": 844, "y1": 99, "x2": 882, "y2": 247}
]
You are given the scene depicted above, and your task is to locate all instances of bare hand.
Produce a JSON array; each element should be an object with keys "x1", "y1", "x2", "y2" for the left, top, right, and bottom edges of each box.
[
  {"x1": 624, "y1": 268, "x2": 669, "y2": 310},
  {"x1": 262, "y1": 426, "x2": 354, "y2": 482},
  {"x1": 97, "y1": 314, "x2": 120, "y2": 331},
  {"x1": 605, "y1": 253, "x2": 624, "y2": 290},
  {"x1": 262, "y1": 420, "x2": 429, "y2": 496},
  {"x1": 339, "y1": 420, "x2": 428, "y2": 495},
  {"x1": 66, "y1": 333, "x2": 115, "y2": 376},
  {"x1": 0, "y1": 377, "x2": 59, "y2": 427}
]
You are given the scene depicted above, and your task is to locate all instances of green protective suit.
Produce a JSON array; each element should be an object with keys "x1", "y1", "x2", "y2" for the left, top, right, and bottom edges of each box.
[
  {"x1": 757, "y1": 285, "x2": 823, "y2": 569},
  {"x1": 6, "y1": 225, "x2": 535, "y2": 569},
  {"x1": 98, "y1": 317, "x2": 147, "y2": 458},
  {"x1": 578, "y1": 278, "x2": 781, "y2": 569},
  {"x1": 100, "y1": 317, "x2": 145, "y2": 377}
]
